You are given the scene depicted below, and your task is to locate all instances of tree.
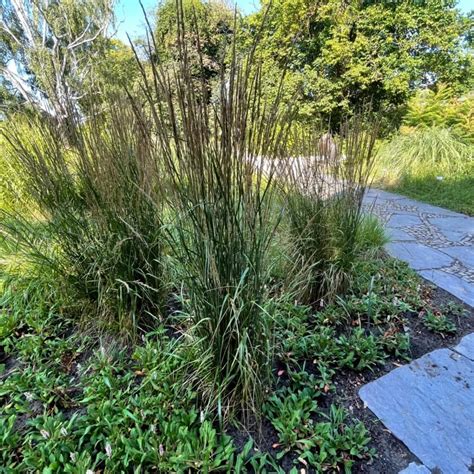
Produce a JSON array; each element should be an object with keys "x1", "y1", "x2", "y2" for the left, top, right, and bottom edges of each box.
[
  {"x1": 87, "y1": 38, "x2": 139, "y2": 101},
  {"x1": 249, "y1": 0, "x2": 473, "y2": 125},
  {"x1": 0, "y1": 0, "x2": 114, "y2": 128},
  {"x1": 154, "y1": 0, "x2": 235, "y2": 82}
]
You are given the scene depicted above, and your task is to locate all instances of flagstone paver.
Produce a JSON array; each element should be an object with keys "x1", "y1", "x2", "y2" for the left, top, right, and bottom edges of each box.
[
  {"x1": 361, "y1": 191, "x2": 474, "y2": 472},
  {"x1": 419, "y1": 269, "x2": 474, "y2": 307},
  {"x1": 399, "y1": 463, "x2": 431, "y2": 474},
  {"x1": 363, "y1": 189, "x2": 474, "y2": 307},
  {"x1": 385, "y1": 242, "x2": 453, "y2": 270},
  {"x1": 359, "y1": 343, "x2": 474, "y2": 474},
  {"x1": 453, "y1": 333, "x2": 474, "y2": 361}
]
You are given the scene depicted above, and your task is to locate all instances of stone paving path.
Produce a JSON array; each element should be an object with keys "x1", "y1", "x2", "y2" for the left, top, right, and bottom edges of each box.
[
  {"x1": 361, "y1": 190, "x2": 474, "y2": 472},
  {"x1": 360, "y1": 333, "x2": 474, "y2": 473},
  {"x1": 363, "y1": 189, "x2": 474, "y2": 307}
]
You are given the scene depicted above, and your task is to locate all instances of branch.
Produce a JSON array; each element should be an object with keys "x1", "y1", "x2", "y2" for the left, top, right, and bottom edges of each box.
[
  {"x1": 67, "y1": 20, "x2": 93, "y2": 49},
  {"x1": 67, "y1": 20, "x2": 110, "y2": 50},
  {"x1": 0, "y1": 65, "x2": 52, "y2": 115},
  {"x1": 0, "y1": 19, "x2": 22, "y2": 46},
  {"x1": 11, "y1": 0, "x2": 36, "y2": 47}
]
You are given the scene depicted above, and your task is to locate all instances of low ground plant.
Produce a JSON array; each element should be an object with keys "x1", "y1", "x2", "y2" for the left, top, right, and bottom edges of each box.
[
  {"x1": 0, "y1": 261, "x2": 379, "y2": 472},
  {"x1": 3, "y1": 239, "x2": 468, "y2": 471},
  {"x1": 274, "y1": 256, "x2": 420, "y2": 374},
  {"x1": 263, "y1": 388, "x2": 373, "y2": 470},
  {"x1": 422, "y1": 309, "x2": 457, "y2": 335}
]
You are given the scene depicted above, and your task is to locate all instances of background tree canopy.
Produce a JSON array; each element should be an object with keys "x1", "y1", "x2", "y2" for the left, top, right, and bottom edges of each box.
[
  {"x1": 0, "y1": 0, "x2": 114, "y2": 119},
  {"x1": 1, "y1": 0, "x2": 472, "y2": 130},
  {"x1": 0, "y1": 0, "x2": 138, "y2": 132},
  {"x1": 248, "y1": 0, "x2": 473, "y2": 126},
  {"x1": 154, "y1": 0, "x2": 234, "y2": 80}
]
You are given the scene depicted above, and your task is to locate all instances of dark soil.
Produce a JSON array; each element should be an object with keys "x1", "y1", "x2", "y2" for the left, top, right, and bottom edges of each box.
[
  {"x1": 336, "y1": 281, "x2": 474, "y2": 473},
  {"x1": 229, "y1": 279, "x2": 474, "y2": 473}
]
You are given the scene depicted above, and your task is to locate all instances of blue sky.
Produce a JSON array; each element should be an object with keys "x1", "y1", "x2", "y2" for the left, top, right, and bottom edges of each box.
[
  {"x1": 114, "y1": 0, "x2": 260, "y2": 41},
  {"x1": 114, "y1": 0, "x2": 473, "y2": 43}
]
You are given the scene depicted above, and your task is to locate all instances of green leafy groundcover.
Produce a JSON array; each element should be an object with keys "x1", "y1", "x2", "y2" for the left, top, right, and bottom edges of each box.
[{"x1": 0, "y1": 256, "x2": 461, "y2": 473}]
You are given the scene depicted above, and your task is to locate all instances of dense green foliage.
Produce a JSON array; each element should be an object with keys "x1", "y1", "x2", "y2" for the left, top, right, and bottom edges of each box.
[
  {"x1": 376, "y1": 84, "x2": 473, "y2": 215},
  {"x1": 149, "y1": 0, "x2": 474, "y2": 126},
  {"x1": 2, "y1": 103, "x2": 167, "y2": 337},
  {"x1": 155, "y1": 0, "x2": 234, "y2": 77},
  {"x1": 249, "y1": 0, "x2": 473, "y2": 123},
  {"x1": 0, "y1": 0, "x2": 136, "y2": 127},
  {"x1": 1, "y1": 0, "x2": 473, "y2": 470},
  {"x1": 3, "y1": 242, "x2": 458, "y2": 471},
  {"x1": 379, "y1": 126, "x2": 472, "y2": 176},
  {"x1": 403, "y1": 85, "x2": 474, "y2": 143},
  {"x1": 282, "y1": 121, "x2": 379, "y2": 304}
]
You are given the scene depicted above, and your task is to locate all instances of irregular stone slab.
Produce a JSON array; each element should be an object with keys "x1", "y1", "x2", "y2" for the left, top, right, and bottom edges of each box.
[
  {"x1": 388, "y1": 214, "x2": 423, "y2": 228},
  {"x1": 386, "y1": 242, "x2": 453, "y2": 270},
  {"x1": 359, "y1": 349, "x2": 474, "y2": 474},
  {"x1": 438, "y1": 229, "x2": 471, "y2": 243},
  {"x1": 365, "y1": 189, "x2": 407, "y2": 201},
  {"x1": 453, "y1": 333, "x2": 474, "y2": 361},
  {"x1": 429, "y1": 217, "x2": 474, "y2": 234},
  {"x1": 363, "y1": 188, "x2": 474, "y2": 307},
  {"x1": 399, "y1": 462, "x2": 431, "y2": 474},
  {"x1": 442, "y1": 246, "x2": 474, "y2": 268},
  {"x1": 419, "y1": 269, "x2": 474, "y2": 308},
  {"x1": 412, "y1": 202, "x2": 462, "y2": 218},
  {"x1": 387, "y1": 227, "x2": 417, "y2": 242}
]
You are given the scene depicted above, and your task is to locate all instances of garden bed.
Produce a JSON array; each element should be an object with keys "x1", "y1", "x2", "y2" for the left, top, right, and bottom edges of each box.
[
  {"x1": 229, "y1": 269, "x2": 474, "y2": 473},
  {"x1": 339, "y1": 283, "x2": 474, "y2": 473},
  {"x1": 1, "y1": 253, "x2": 472, "y2": 472}
]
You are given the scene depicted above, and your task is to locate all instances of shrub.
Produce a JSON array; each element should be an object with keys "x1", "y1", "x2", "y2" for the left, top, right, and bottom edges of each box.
[
  {"x1": 403, "y1": 85, "x2": 474, "y2": 144},
  {"x1": 378, "y1": 126, "x2": 473, "y2": 179}
]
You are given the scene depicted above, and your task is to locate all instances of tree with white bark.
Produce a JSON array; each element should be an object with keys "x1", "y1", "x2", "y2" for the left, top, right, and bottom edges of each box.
[{"x1": 0, "y1": 0, "x2": 114, "y2": 127}]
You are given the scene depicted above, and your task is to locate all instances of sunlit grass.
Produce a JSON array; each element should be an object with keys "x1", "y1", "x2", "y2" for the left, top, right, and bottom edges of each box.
[{"x1": 374, "y1": 126, "x2": 474, "y2": 215}]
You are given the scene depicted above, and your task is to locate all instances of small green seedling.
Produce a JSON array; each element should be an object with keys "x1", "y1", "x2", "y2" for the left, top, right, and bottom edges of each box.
[
  {"x1": 336, "y1": 328, "x2": 386, "y2": 371},
  {"x1": 423, "y1": 309, "x2": 456, "y2": 334}
]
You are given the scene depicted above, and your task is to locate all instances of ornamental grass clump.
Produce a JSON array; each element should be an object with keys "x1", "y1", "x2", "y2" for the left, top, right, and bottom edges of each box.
[
  {"x1": 282, "y1": 118, "x2": 378, "y2": 305},
  {"x1": 1, "y1": 99, "x2": 167, "y2": 338},
  {"x1": 379, "y1": 126, "x2": 473, "y2": 179},
  {"x1": 128, "y1": 6, "x2": 293, "y2": 421}
]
